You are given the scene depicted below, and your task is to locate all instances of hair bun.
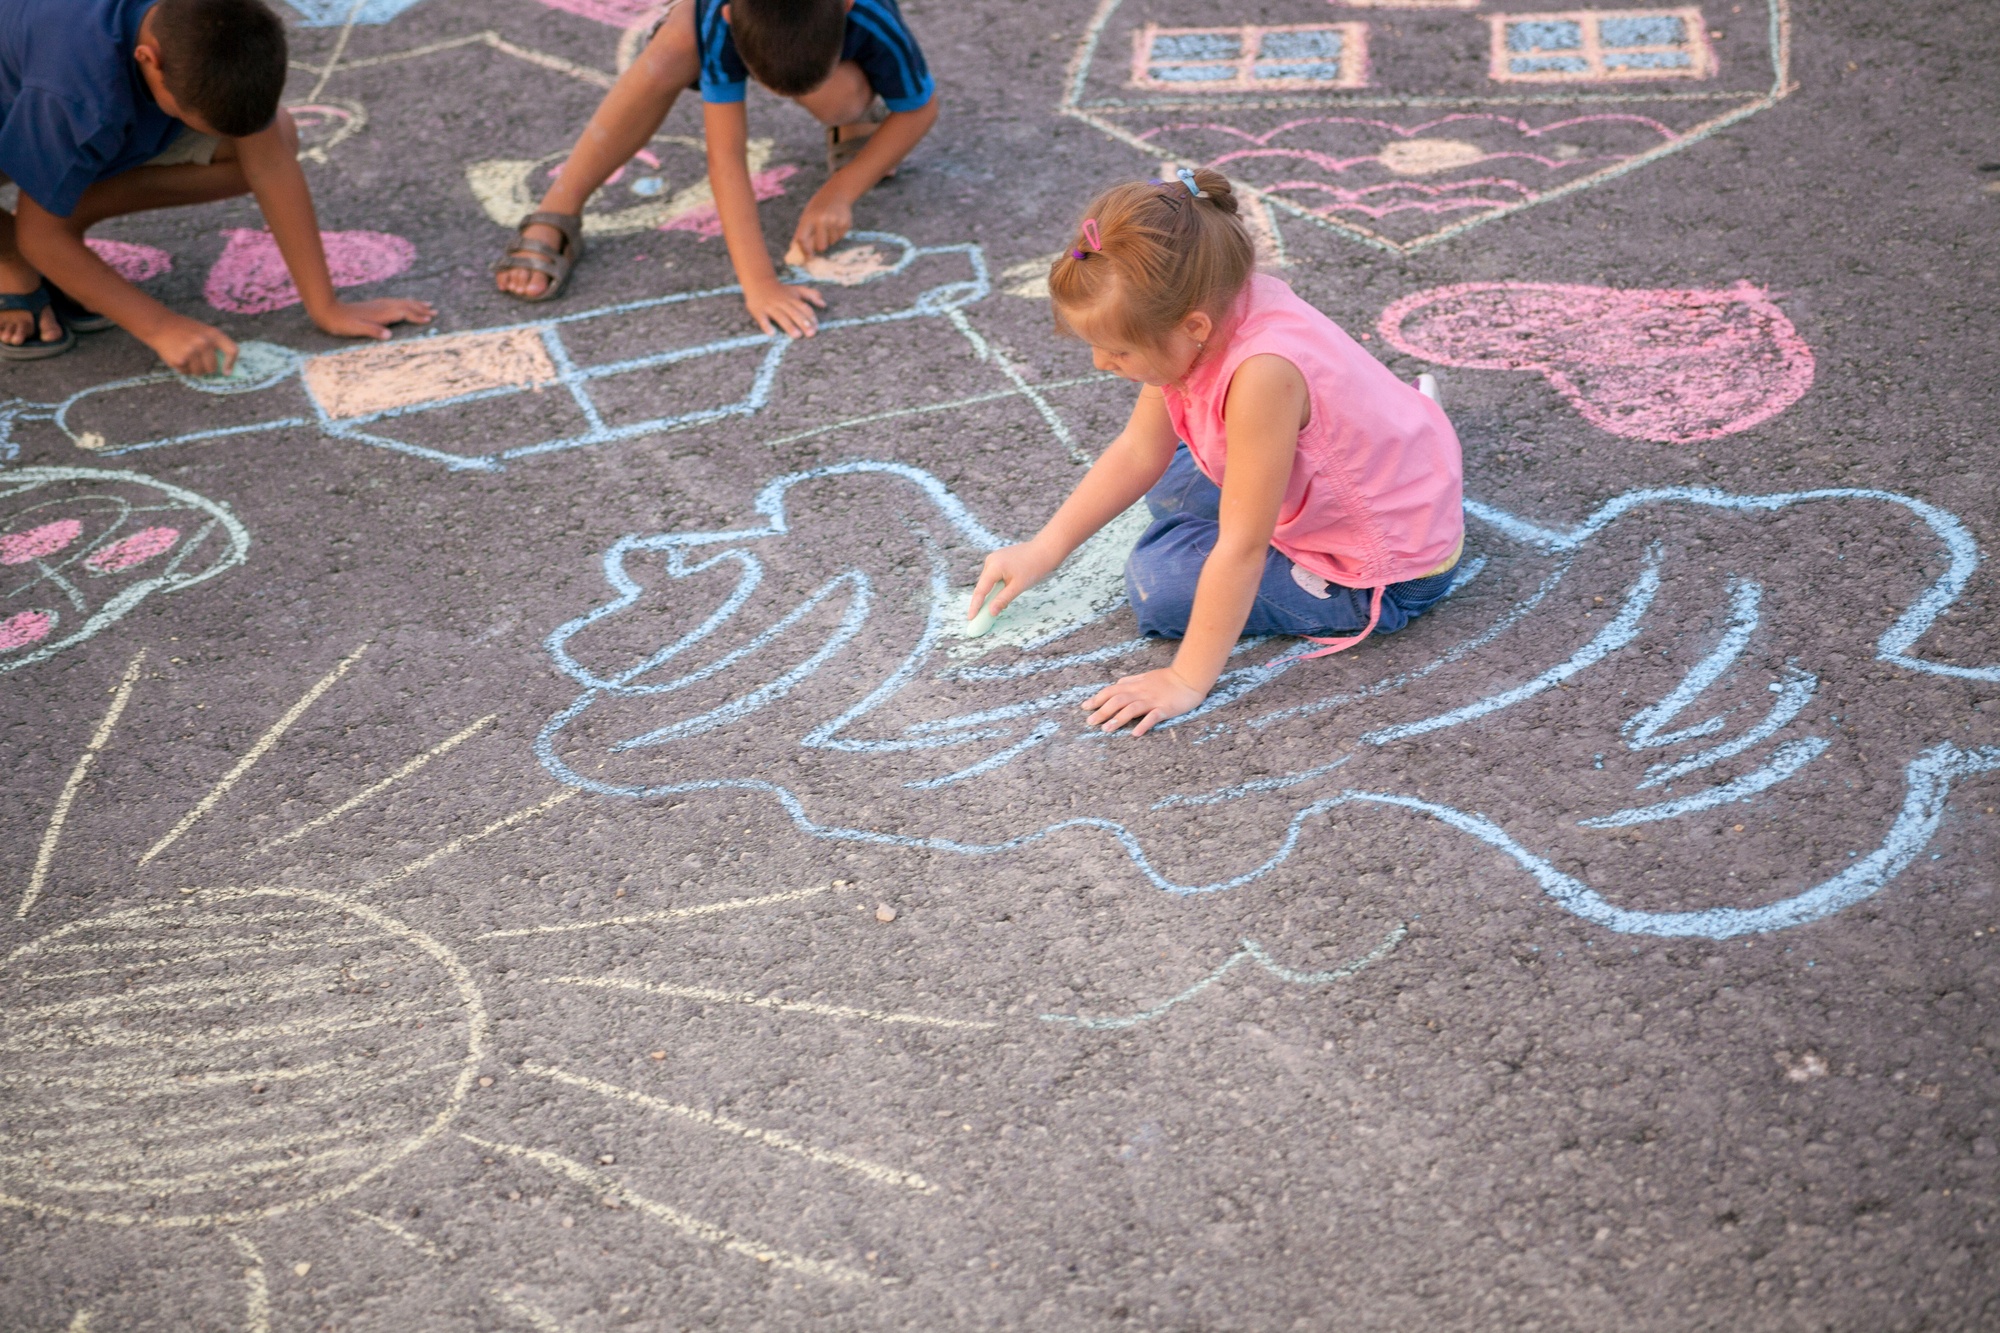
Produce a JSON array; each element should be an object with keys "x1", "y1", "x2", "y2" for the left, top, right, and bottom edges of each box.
[{"x1": 1188, "y1": 167, "x2": 1239, "y2": 216}]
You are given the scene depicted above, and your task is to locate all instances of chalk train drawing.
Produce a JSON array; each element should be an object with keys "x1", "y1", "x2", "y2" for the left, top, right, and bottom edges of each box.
[
  {"x1": 1061, "y1": 0, "x2": 1795, "y2": 253},
  {"x1": 536, "y1": 461, "x2": 2000, "y2": 942},
  {"x1": 1381, "y1": 280, "x2": 1815, "y2": 443},
  {"x1": 9, "y1": 233, "x2": 990, "y2": 472},
  {"x1": 0, "y1": 467, "x2": 248, "y2": 673}
]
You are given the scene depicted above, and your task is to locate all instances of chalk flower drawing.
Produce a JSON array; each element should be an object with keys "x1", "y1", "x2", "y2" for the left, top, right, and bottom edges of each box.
[
  {"x1": 0, "y1": 467, "x2": 249, "y2": 673},
  {"x1": 537, "y1": 463, "x2": 2000, "y2": 942},
  {"x1": 1380, "y1": 281, "x2": 1816, "y2": 444},
  {"x1": 1062, "y1": 0, "x2": 1796, "y2": 253}
]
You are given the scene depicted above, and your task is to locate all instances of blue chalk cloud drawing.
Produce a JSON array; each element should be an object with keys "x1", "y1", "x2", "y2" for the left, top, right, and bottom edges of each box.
[{"x1": 536, "y1": 459, "x2": 2000, "y2": 967}]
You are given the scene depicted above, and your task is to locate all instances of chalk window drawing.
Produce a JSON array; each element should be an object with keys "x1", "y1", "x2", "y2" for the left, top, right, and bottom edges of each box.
[
  {"x1": 1131, "y1": 24, "x2": 1370, "y2": 92},
  {"x1": 1489, "y1": 8, "x2": 1716, "y2": 83}
]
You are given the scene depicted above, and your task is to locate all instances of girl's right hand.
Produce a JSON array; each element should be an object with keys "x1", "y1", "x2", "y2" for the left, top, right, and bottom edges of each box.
[
  {"x1": 969, "y1": 541, "x2": 1061, "y2": 620},
  {"x1": 743, "y1": 279, "x2": 825, "y2": 338}
]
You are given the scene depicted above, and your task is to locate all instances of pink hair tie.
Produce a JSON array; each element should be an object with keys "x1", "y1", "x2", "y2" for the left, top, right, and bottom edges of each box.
[{"x1": 1073, "y1": 217, "x2": 1103, "y2": 259}]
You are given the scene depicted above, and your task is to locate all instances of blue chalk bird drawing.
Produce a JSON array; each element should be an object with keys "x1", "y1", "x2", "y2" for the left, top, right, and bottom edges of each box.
[{"x1": 536, "y1": 461, "x2": 2000, "y2": 966}]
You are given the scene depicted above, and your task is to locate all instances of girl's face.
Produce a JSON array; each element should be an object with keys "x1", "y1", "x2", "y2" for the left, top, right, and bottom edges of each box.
[{"x1": 1060, "y1": 302, "x2": 1214, "y2": 387}]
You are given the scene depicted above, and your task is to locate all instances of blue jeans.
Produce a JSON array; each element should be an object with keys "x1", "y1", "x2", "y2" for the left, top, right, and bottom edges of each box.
[{"x1": 1124, "y1": 446, "x2": 1458, "y2": 639}]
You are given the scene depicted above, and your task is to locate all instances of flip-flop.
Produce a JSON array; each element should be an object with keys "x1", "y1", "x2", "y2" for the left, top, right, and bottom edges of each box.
[
  {"x1": 0, "y1": 286, "x2": 76, "y2": 361},
  {"x1": 47, "y1": 284, "x2": 113, "y2": 334},
  {"x1": 493, "y1": 211, "x2": 584, "y2": 303}
]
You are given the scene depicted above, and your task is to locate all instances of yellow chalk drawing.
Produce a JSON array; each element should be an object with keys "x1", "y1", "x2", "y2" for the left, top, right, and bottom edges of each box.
[
  {"x1": 22, "y1": 649, "x2": 146, "y2": 919},
  {"x1": 465, "y1": 137, "x2": 784, "y2": 238},
  {"x1": 303, "y1": 331, "x2": 558, "y2": 421}
]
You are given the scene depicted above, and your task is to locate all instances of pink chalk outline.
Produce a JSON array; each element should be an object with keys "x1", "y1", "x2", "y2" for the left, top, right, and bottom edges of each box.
[
  {"x1": 1379, "y1": 280, "x2": 1815, "y2": 443},
  {"x1": 83, "y1": 239, "x2": 172, "y2": 284},
  {"x1": 204, "y1": 229, "x2": 416, "y2": 315}
]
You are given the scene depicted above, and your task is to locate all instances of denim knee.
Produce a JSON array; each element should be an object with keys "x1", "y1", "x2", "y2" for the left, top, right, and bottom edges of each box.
[{"x1": 1124, "y1": 515, "x2": 1206, "y2": 638}]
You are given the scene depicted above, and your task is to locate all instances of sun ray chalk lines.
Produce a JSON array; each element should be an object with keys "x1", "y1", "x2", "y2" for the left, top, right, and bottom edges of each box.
[
  {"x1": 357, "y1": 789, "x2": 579, "y2": 895},
  {"x1": 227, "y1": 1233, "x2": 272, "y2": 1333},
  {"x1": 254, "y1": 712, "x2": 499, "y2": 853},
  {"x1": 518, "y1": 1062, "x2": 936, "y2": 1193},
  {"x1": 531, "y1": 974, "x2": 999, "y2": 1031},
  {"x1": 21, "y1": 649, "x2": 146, "y2": 918},
  {"x1": 476, "y1": 884, "x2": 831, "y2": 940},
  {"x1": 459, "y1": 1135, "x2": 876, "y2": 1285}
]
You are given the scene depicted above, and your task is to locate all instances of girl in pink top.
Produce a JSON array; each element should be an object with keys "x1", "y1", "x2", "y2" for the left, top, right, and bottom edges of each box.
[{"x1": 969, "y1": 168, "x2": 1464, "y2": 735}]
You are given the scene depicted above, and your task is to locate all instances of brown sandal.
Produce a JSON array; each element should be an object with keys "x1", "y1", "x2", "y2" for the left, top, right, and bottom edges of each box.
[
  {"x1": 493, "y1": 211, "x2": 584, "y2": 302},
  {"x1": 827, "y1": 98, "x2": 894, "y2": 177}
]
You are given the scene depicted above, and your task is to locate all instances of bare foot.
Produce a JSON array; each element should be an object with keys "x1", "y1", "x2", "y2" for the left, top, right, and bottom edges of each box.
[
  {"x1": 0, "y1": 257, "x2": 60, "y2": 346},
  {"x1": 494, "y1": 222, "x2": 568, "y2": 299}
]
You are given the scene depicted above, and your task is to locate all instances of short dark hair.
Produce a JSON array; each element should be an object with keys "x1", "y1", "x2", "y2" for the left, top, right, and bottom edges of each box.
[
  {"x1": 730, "y1": 0, "x2": 846, "y2": 96},
  {"x1": 150, "y1": 0, "x2": 289, "y2": 139}
]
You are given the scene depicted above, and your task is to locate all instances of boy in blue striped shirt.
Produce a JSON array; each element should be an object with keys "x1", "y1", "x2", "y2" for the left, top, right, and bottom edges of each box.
[{"x1": 495, "y1": 0, "x2": 936, "y2": 338}]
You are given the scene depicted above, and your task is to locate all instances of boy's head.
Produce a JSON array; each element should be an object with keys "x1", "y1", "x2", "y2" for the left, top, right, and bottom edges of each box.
[
  {"x1": 139, "y1": 0, "x2": 289, "y2": 139},
  {"x1": 727, "y1": 0, "x2": 848, "y2": 96}
]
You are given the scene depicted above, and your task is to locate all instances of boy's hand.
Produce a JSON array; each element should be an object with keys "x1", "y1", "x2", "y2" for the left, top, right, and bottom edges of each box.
[
  {"x1": 1083, "y1": 667, "x2": 1207, "y2": 737},
  {"x1": 968, "y1": 540, "x2": 1062, "y2": 621},
  {"x1": 790, "y1": 189, "x2": 855, "y2": 261},
  {"x1": 309, "y1": 297, "x2": 436, "y2": 342},
  {"x1": 148, "y1": 315, "x2": 239, "y2": 377},
  {"x1": 743, "y1": 279, "x2": 825, "y2": 338}
]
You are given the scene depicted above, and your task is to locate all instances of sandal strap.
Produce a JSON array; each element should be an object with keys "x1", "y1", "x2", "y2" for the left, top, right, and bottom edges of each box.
[
  {"x1": 0, "y1": 285, "x2": 51, "y2": 314},
  {"x1": 492, "y1": 251, "x2": 564, "y2": 280},
  {"x1": 506, "y1": 237, "x2": 565, "y2": 262},
  {"x1": 517, "y1": 211, "x2": 584, "y2": 256}
]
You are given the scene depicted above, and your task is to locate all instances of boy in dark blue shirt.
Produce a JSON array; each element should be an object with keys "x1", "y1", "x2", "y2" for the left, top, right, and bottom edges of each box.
[
  {"x1": 0, "y1": 0, "x2": 430, "y2": 367},
  {"x1": 494, "y1": 0, "x2": 936, "y2": 339}
]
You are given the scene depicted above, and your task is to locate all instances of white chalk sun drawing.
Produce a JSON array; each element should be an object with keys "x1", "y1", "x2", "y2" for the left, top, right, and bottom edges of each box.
[{"x1": 535, "y1": 458, "x2": 2000, "y2": 943}]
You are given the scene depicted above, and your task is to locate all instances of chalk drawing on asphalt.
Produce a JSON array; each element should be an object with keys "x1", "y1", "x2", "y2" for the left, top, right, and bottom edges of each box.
[
  {"x1": 533, "y1": 453, "x2": 2000, "y2": 942},
  {"x1": 1379, "y1": 280, "x2": 1816, "y2": 443},
  {"x1": 1062, "y1": 0, "x2": 1795, "y2": 254},
  {"x1": 12, "y1": 232, "x2": 992, "y2": 472},
  {"x1": 0, "y1": 467, "x2": 248, "y2": 673}
]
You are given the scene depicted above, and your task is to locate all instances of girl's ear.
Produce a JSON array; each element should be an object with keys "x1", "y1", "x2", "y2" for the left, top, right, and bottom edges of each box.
[{"x1": 1183, "y1": 310, "x2": 1214, "y2": 346}]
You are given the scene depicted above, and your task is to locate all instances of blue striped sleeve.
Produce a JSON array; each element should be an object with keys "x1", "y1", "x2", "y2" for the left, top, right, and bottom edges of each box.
[
  {"x1": 696, "y1": 0, "x2": 749, "y2": 103},
  {"x1": 847, "y1": 0, "x2": 934, "y2": 112}
]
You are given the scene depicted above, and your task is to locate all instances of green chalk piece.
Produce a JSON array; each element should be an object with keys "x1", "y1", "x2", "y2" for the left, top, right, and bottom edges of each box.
[
  {"x1": 174, "y1": 340, "x2": 301, "y2": 395},
  {"x1": 967, "y1": 582, "x2": 1004, "y2": 637}
]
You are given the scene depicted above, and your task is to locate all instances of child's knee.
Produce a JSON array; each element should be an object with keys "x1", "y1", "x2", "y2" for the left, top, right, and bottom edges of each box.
[
  {"x1": 801, "y1": 62, "x2": 873, "y2": 125},
  {"x1": 1124, "y1": 532, "x2": 1200, "y2": 639}
]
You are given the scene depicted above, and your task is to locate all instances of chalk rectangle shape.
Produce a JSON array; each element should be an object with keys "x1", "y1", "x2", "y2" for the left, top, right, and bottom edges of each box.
[
  {"x1": 304, "y1": 329, "x2": 560, "y2": 420},
  {"x1": 1489, "y1": 8, "x2": 1714, "y2": 83},
  {"x1": 1132, "y1": 23, "x2": 1369, "y2": 92}
]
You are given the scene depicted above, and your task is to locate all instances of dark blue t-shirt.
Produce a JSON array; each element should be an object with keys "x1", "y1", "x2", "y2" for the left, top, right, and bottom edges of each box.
[
  {"x1": 696, "y1": 0, "x2": 933, "y2": 113},
  {"x1": 0, "y1": 0, "x2": 184, "y2": 217}
]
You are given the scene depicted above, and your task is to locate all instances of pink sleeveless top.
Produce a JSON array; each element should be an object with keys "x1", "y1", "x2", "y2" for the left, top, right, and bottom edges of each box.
[{"x1": 1163, "y1": 274, "x2": 1464, "y2": 590}]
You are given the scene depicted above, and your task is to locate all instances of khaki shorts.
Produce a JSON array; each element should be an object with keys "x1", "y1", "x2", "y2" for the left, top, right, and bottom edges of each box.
[{"x1": 144, "y1": 127, "x2": 221, "y2": 167}]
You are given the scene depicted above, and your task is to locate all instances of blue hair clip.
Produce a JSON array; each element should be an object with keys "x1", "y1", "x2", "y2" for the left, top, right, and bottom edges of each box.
[{"x1": 1176, "y1": 167, "x2": 1204, "y2": 198}]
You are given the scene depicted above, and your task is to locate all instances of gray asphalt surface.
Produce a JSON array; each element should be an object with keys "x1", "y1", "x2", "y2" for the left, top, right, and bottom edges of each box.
[{"x1": 3, "y1": 0, "x2": 1999, "y2": 1328}]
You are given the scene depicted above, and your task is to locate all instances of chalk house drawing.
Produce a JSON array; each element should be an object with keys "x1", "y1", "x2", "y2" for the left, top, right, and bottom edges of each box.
[
  {"x1": 535, "y1": 459, "x2": 2000, "y2": 943},
  {"x1": 0, "y1": 467, "x2": 249, "y2": 673},
  {"x1": 1062, "y1": 0, "x2": 1795, "y2": 253},
  {"x1": 11, "y1": 233, "x2": 991, "y2": 472},
  {"x1": 1381, "y1": 280, "x2": 1815, "y2": 443}
]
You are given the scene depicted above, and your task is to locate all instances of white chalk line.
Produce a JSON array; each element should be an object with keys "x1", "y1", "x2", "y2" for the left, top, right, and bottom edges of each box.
[
  {"x1": 945, "y1": 308, "x2": 1091, "y2": 465},
  {"x1": 5, "y1": 1112, "x2": 415, "y2": 1174},
  {"x1": 529, "y1": 974, "x2": 998, "y2": 1031},
  {"x1": 298, "y1": 29, "x2": 615, "y2": 89},
  {"x1": 476, "y1": 884, "x2": 830, "y2": 940},
  {"x1": 256, "y1": 713, "x2": 499, "y2": 854},
  {"x1": 490, "y1": 1290, "x2": 573, "y2": 1333},
  {"x1": 228, "y1": 1234, "x2": 271, "y2": 1333},
  {"x1": 139, "y1": 642, "x2": 371, "y2": 866},
  {"x1": 759, "y1": 374, "x2": 1113, "y2": 452},
  {"x1": 22, "y1": 648, "x2": 147, "y2": 919},
  {"x1": 0, "y1": 1003, "x2": 463, "y2": 1056},
  {"x1": 356, "y1": 789, "x2": 579, "y2": 895},
  {"x1": 460, "y1": 1135, "x2": 875, "y2": 1284},
  {"x1": 348, "y1": 1207, "x2": 445, "y2": 1260},
  {"x1": 23, "y1": 931, "x2": 392, "y2": 982},
  {"x1": 26, "y1": 1146, "x2": 386, "y2": 1197},
  {"x1": 519, "y1": 1061, "x2": 934, "y2": 1193},
  {"x1": 15, "y1": 968, "x2": 348, "y2": 1022}
]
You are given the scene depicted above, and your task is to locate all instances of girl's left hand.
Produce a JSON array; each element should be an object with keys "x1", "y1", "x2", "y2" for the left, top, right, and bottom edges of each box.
[{"x1": 1083, "y1": 668, "x2": 1206, "y2": 736}]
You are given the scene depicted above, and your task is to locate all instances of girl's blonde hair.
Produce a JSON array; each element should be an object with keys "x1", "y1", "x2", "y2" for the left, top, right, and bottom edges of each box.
[{"x1": 1048, "y1": 167, "x2": 1255, "y2": 350}]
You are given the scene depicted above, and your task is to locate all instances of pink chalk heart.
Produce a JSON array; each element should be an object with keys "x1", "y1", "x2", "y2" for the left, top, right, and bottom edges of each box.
[
  {"x1": 0, "y1": 609, "x2": 53, "y2": 651},
  {"x1": 85, "y1": 239, "x2": 172, "y2": 283},
  {"x1": 204, "y1": 228, "x2": 416, "y2": 314},
  {"x1": 85, "y1": 526, "x2": 179, "y2": 573},
  {"x1": 1379, "y1": 281, "x2": 1815, "y2": 444},
  {"x1": 0, "y1": 519, "x2": 82, "y2": 564}
]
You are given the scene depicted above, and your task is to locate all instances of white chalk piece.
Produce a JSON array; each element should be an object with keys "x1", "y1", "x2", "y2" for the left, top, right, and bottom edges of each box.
[
  {"x1": 966, "y1": 582, "x2": 1004, "y2": 637},
  {"x1": 174, "y1": 340, "x2": 300, "y2": 395}
]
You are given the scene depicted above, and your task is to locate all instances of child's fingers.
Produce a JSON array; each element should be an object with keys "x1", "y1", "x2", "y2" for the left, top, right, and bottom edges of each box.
[
  {"x1": 796, "y1": 286, "x2": 827, "y2": 310},
  {"x1": 1128, "y1": 708, "x2": 1165, "y2": 737}
]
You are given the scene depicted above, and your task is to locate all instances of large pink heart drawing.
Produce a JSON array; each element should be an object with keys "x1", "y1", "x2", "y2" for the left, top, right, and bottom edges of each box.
[
  {"x1": 204, "y1": 228, "x2": 415, "y2": 315},
  {"x1": 1378, "y1": 281, "x2": 1815, "y2": 444}
]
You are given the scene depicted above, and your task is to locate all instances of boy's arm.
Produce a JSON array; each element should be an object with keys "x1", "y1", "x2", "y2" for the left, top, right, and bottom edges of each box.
[
  {"x1": 235, "y1": 119, "x2": 432, "y2": 341},
  {"x1": 790, "y1": 96, "x2": 939, "y2": 258},
  {"x1": 703, "y1": 99, "x2": 824, "y2": 338},
  {"x1": 968, "y1": 387, "x2": 1178, "y2": 618},
  {"x1": 14, "y1": 196, "x2": 236, "y2": 374}
]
